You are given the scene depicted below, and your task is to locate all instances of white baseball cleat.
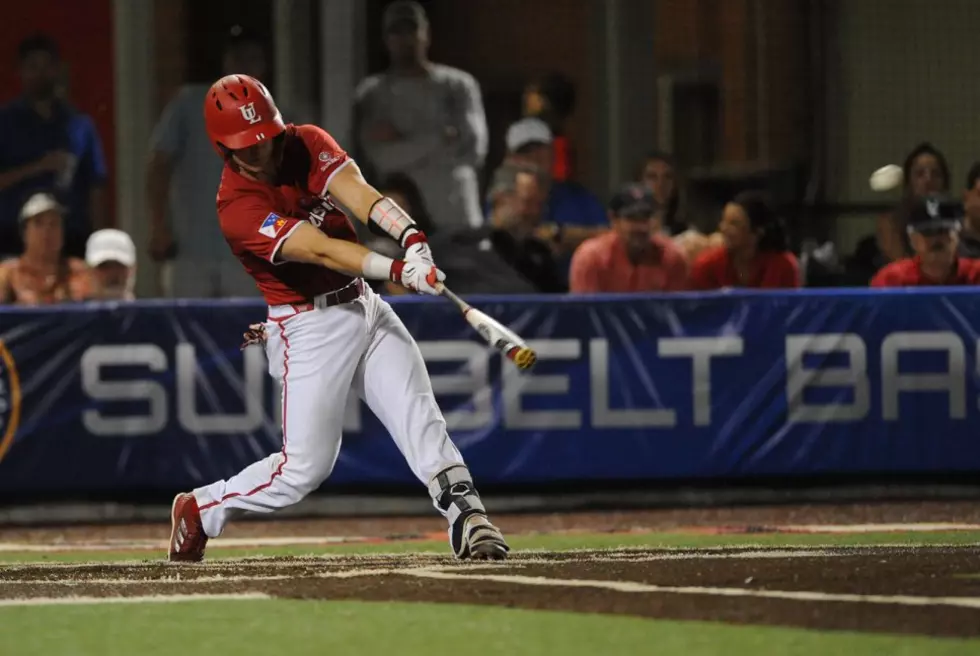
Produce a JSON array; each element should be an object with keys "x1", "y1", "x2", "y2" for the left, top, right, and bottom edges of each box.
[{"x1": 460, "y1": 514, "x2": 510, "y2": 561}]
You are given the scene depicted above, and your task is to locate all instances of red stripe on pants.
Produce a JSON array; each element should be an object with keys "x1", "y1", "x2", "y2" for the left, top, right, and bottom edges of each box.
[{"x1": 199, "y1": 315, "x2": 292, "y2": 511}]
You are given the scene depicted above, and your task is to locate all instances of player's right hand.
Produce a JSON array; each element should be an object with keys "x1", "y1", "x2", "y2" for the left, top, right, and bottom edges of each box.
[{"x1": 391, "y1": 259, "x2": 445, "y2": 296}]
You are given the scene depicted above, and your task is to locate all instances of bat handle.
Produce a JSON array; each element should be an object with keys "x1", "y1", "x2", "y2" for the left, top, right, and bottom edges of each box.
[{"x1": 435, "y1": 282, "x2": 470, "y2": 311}]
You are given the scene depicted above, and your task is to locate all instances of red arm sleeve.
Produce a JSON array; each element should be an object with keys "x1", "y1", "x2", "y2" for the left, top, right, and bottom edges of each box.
[
  {"x1": 569, "y1": 243, "x2": 602, "y2": 293},
  {"x1": 296, "y1": 125, "x2": 353, "y2": 197},
  {"x1": 219, "y1": 193, "x2": 304, "y2": 265}
]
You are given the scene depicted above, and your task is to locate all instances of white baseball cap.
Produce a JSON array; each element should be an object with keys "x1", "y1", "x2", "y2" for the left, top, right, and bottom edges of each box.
[
  {"x1": 86, "y1": 229, "x2": 137, "y2": 267},
  {"x1": 505, "y1": 117, "x2": 553, "y2": 152},
  {"x1": 19, "y1": 192, "x2": 65, "y2": 223}
]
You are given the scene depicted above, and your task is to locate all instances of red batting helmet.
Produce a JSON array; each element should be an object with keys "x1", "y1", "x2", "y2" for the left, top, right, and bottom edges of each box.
[{"x1": 204, "y1": 75, "x2": 285, "y2": 155}]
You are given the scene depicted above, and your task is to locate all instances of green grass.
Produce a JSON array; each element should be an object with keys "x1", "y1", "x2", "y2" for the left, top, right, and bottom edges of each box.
[
  {"x1": 1, "y1": 599, "x2": 977, "y2": 656},
  {"x1": 1, "y1": 529, "x2": 978, "y2": 564},
  {"x1": 2, "y1": 529, "x2": 979, "y2": 654}
]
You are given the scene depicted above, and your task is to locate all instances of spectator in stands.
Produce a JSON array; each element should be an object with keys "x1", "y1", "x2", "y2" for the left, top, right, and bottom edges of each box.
[
  {"x1": 0, "y1": 192, "x2": 89, "y2": 305},
  {"x1": 690, "y1": 191, "x2": 799, "y2": 289},
  {"x1": 354, "y1": 1, "x2": 487, "y2": 231},
  {"x1": 959, "y1": 162, "x2": 980, "y2": 259},
  {"x1": 876, "y1": 142, "x2": 950, "y2": 263},
  {"x1": 429, "y1": 163, "x2": 562, "y2": 294},
  {"x1": 640, "y1": 151, "x2": 689, "y2": 236},
  {"x1": 364, "y1": 173, "x2": 436, "y2": 296},
  {"x1": 871, "y1": 195, "x2": 980, "y2": 286},
  {"x1": 0, "y1": 34, "x2": 108, "y2": 259},
  {"x1": 85, "y1": 229, "x2": 136, "y2": 301},
  {"x1": 569, "y1": 184, "x2": 687, "y2": 293},
  {"x1": 502, "y1": 118, "x2": 606, "y2": 269},
  {"x1": 146, "y1": 28, "x2": 268, "y2": 298},
  {"x1": 638, "y1": 151, "x2": 722, "y2": 262},
  {"x1": 522, "y1": 72, "x2": 577, "y2": 182}
]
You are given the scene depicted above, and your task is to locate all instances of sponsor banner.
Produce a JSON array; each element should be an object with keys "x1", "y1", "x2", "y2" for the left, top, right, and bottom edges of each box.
[{"x1": 1, "y1": 289, "x2": 979, "y2": 494}]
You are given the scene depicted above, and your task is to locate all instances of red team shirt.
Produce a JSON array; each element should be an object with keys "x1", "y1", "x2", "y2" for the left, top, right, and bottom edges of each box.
[
  {"x1": 217, "y1": 124, "x2": 358, "y2": 305},
  {"x1": 870, "y1": 257, "x2": 980, "y2": 287},
  {"x1": 689, "y1": 246, "x2": 800, "y2": 290}
]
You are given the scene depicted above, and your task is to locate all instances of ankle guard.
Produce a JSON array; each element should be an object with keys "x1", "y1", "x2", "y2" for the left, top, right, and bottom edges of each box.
[{"x1": 428, "y1": 465, "x2": 486, "y2": 558}]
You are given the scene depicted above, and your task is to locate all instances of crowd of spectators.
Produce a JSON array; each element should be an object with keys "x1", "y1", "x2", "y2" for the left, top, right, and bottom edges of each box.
[
  {"x1": 0, "y1": 35, "x2": 132, "y2": 306},
  {"x1": 3, "y1": 2, "x2": 979, "y2": 308}
]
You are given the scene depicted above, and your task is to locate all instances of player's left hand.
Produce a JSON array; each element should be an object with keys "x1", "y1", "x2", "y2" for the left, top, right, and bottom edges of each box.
[{"x1": 392, "y1": 260, "x2": 445, "y2": 296}]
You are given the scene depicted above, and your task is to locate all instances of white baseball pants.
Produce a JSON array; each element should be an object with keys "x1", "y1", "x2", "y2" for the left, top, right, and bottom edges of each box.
[{"x1": 193, "y1": 284, "x2": 467, "y2": 538}]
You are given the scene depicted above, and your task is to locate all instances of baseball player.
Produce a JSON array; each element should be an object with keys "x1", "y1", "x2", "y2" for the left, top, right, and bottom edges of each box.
[{"x1": 167, "y1": 74, "x2": 509, "y2": 562}]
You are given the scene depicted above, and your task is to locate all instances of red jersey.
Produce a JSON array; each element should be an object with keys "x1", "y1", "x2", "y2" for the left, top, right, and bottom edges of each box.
[
  {"x1": 217, "y1": 124, "x2": 358, "y2": 305},
  {"x1": 690, "y1": 246, "x2": 800, "y2": 290},
  {"x1": 870, "y1": 257, "x2": 980, "y2": 287}
]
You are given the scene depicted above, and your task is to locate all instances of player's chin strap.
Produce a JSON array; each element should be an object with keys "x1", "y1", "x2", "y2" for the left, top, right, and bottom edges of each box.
[
  {"x1": 368, "y1": 197, "x2": 427, "y2": 249},
  {"x1": 427, "y1": 465, "x2": 486, "y2": 558}
]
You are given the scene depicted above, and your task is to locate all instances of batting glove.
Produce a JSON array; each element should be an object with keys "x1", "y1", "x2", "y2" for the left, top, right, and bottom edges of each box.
[
  {"x1": 401, "y1": 228, "x2": 436, "y2": 268},
  {"x1": 391, "y1": 259, "x2": 445, "y2": 296}
]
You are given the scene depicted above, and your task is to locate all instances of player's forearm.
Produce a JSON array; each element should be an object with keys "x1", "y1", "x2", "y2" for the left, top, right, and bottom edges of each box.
[
  {"x1": 327, "y1": 162, "x2": 429, "y2": 249},
  {"x1": 280, "y1": 222, "x2": 398, "y2": 280}
]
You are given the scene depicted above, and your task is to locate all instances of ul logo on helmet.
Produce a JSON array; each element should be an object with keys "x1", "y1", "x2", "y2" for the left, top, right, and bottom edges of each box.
[{"x1": 239, "y1": 102, "x2": 262, "y2": 125}]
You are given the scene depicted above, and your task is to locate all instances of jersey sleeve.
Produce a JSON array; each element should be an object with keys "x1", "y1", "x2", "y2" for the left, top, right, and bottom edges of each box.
[
  {"x1": 296, "y1": 125, "x2": 353, "y2": 197},
  {"x1": 219, "y1": 193, "x2": 304, "y2": 265}
]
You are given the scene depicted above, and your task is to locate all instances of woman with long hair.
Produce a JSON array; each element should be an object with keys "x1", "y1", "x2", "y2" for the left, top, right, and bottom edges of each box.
[
  {"x1": 876, "y1": 142, "x2": 950, "y2": 262},
  {"x1": 639, "y1": 151, "x2": 687, "y2": 235},
  {"x1": 639, "y1": 151, "x2": 724, "y2": 261},
  {"x1": 690, "y1": 191, "x2": 799, "y2": 289}
]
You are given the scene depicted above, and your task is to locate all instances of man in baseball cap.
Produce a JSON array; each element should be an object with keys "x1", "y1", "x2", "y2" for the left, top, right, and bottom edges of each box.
[
  {"x1": 872, "y1": 194, "x2": 980, "y2": 286},
  {"x1": 500, "y1": 118, "x2": 606, "y2": 281},
  {"x1": 85, "y1": 228, "x2": 136, "y2": 300},
  {"x1": 569, "y1": 183, "x2": 688, "y2": 293}
]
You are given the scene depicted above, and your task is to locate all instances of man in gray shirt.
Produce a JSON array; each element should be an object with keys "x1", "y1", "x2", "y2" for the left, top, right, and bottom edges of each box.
[
  {"x1": 354, "y1": 1, "x2": 487, "y2": 232},
  {"x1": 145, "y1": 32, "x2": 270, "y2": 298}
]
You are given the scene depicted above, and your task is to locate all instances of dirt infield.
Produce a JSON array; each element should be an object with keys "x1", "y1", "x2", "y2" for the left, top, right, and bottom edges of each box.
[
  {"x1": 3, "y1": 546, "x2": 980, "y2": 638},
  {"x1": 4, "y1": 499, "x2": 980, "y2": 544}
]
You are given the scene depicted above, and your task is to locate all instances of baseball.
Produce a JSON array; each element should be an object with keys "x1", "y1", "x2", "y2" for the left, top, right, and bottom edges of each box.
[{"x1": 869, "y1": 164, "x2": 903, "y2": 192}]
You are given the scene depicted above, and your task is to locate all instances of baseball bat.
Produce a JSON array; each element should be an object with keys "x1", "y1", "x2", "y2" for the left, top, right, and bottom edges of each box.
[{"x1": 434, "y1": 282, "x2": 537, "y2": 370}]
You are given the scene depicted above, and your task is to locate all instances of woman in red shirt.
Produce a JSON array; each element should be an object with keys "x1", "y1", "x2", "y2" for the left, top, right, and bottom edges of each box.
[{"x1": 690, "y1": 191, "x2": 800, "y2": 290}]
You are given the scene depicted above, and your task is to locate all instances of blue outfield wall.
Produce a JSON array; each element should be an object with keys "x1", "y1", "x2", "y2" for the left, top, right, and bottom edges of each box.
[{"x1": 0, "y1": 288, "x2": 978, "y2": 495}]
